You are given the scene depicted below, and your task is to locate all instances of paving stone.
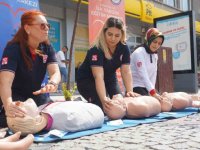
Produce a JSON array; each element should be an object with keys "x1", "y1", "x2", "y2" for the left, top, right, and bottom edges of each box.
[
  {"x1": 62, "y1": 147, "x2": 85, "y2": 150},
  {"x1": 105, "y1": 141, "x2": 123, "y2": 148},
  {"x1": 110, "y1": 137, "x2": 128, "y2": 142},
  {"x1": 150, "y1": 144, "x2": 174, "y2": 150},
  {"x1": 128, "y1": 138, "x2": 144, "y2": 144},
  {"x1": 120, "y1": 144, "x2": 149, "y2": 150},
  {"x1": 192, "y1": 133, "x2": 200, "y2": 138},
  {"x1": 189, "y1": 148, "x2": 200, "y2": 150},
  {"x1": 158, "y1": 140, "x2": 175, "y2": 145},
  {"x1": 170, "y1": 142, "x2": 190, "y2": 149},
  {"x1": 86, "y1": 145, "x2": 106, "y2": 150},
  {"x1": 30, "y1": 144, "x2": 53, "y2": 150},
  {"x1": 187, "y1": 141, "x2": 200, "y2": 148},
  {"x1": 143, "y1": 141, "x2": 158, "y2": 146},
  {"x1": 191, "y1": 137, "x2": 200, "y2": 143},
  {"x1": 146, "y1": 137, "x2": 162, "y2": 143}
]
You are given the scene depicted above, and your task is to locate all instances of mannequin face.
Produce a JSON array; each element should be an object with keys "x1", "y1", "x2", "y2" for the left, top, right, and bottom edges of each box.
[
  {"x1": 7, "y1": 99, "x2": 47, "y2": 135},
  {"x1": 161, "y1": 92, "x2": 172, "y2": 102},
  {"x1": 149, "y1": 37, "x2": 163, "y2": 52},
  {"x1": 16, "y1": 99, "x2": 39, "y2": 117}
]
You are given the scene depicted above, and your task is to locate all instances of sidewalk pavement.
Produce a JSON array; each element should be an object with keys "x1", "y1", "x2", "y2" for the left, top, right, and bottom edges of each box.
[{"x1": 29, "y1": 90, "x2": 200, "y2": 150}]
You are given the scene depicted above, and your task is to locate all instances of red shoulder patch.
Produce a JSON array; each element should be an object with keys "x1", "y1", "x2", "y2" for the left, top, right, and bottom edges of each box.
[
  {"x1": 92, "y1": 55, "x2": 97, "y2": 61},
  {"x1": 137, "y1": 61, "x2": 142, "y2": 68},
  {"x1": 2, "y1": 57, "x2": 8, "y2": 65},
  {"x1": 43, "y1": 55, "x2": 48, "y2": 63}
]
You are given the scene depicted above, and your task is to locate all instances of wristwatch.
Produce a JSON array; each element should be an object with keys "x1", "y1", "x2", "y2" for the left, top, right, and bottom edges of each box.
[{"x1": 48, "y1": 81, "x2": 58, "y2": 86}]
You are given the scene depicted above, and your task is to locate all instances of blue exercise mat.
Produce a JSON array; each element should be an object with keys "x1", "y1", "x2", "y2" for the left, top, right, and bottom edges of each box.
[{"x1": 34, "y1": 107, "x2": 199, "y2": 143}]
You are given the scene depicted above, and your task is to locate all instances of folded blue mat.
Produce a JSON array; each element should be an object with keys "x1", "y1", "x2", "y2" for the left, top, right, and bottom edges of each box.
[{"x1": 34, "y1": 107, "x2": 199, "y2": 143}]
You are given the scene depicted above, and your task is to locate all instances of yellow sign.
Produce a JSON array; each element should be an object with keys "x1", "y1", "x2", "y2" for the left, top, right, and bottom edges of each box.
[
  {"x1": 125, "y1": 0, "x2": 141, "y2": 18},
  {"x1": 196, "y1": 21, "x2": 200, "y2": 34},
  {"x1": 141, "y1": 1, "x2": 154, "y2": 23}
]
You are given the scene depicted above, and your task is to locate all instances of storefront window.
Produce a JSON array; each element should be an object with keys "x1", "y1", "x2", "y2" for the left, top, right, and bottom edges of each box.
[
  {"x1": 136, "y1": 37, "x2": 142, "y2": 43},
  {"x1": 163, "y1": 0, "x2": 176, "y2": 7},
  {"x1": 179, "y1": 0, "x2": 189, "y2": 11},
  {"x1": 127, "y1": 35, "x2": 143, "y2": 53},
  {"x1": 155, "y1": 0, "x2": 189, "y2": 11}
]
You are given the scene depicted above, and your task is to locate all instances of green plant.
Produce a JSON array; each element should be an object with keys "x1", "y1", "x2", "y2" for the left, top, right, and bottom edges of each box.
[{"x1": 62, "y1": 83, "x2": 77, "y2": 101}]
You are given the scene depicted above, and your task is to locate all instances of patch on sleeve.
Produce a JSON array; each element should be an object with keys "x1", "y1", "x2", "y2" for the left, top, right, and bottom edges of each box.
[
  {"x1": 92, "y1": 55, "x2": 97, "y2": 61},
  {"x1": 136, "y1": 61, "x2": 142, "y2": 68},
  {"x1": 120, "y1": 54, "x2": 123, "y2": 61},
  {"x1": 43, "y1": 55, "x2": 48, "y2": 63},
  {"x1": 2, "y1": 57, "x2": 8, "y2": 65}
]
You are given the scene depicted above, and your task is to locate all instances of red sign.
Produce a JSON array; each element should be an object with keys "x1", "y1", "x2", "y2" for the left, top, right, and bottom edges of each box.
[{"x1": 88, "y1": 0, "x2": 125, "y2": 45}]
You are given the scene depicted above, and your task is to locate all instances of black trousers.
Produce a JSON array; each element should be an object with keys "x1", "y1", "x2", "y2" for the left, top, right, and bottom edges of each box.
[
  {"x1": 77, "y1": 78, "x2": 121, "y2": 109},
  {"x1": 0, "y1": 94, "x2": 52, "y2": 127},
  {"x1": 133, "y1": 87, "x2": 149, "y2": 96}
]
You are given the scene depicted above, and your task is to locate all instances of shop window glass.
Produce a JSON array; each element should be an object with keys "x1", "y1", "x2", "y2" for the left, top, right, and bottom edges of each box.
[
  {"x1": 163, "y1": 0, "x2": 176, "y2": 7},
  {"x1": 127, "y1": 35, "x2": 143, "y2": 53},
  {"x1": 136, "y1": 37, "x2": 142, "y2": 43},
  {"x1": 179, "y1": 0, "x2": 189, "y2": 11},
  {"x1": 128, "y1": 37, "x2": 136, "y2": 42}
]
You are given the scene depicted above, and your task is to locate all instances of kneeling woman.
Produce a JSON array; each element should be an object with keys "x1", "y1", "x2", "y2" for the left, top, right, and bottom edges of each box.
[{"x1": 7, "y1": 99, "x2": 104, "y2": 135}]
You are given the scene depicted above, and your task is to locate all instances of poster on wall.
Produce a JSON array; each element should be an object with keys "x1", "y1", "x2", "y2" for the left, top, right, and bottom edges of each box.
[
  {"x1": 47, "y1": 19, "x2": 61, "y2": 52},
  {"x1": 0, "y1": 0, "x2": 39, "y2": 59},
  {"x1": 154, "y1": 11, "x2": 195, "y2": 73},
  {"x1": 88, "y1": 0, "x2": 125, "y2": 45}
]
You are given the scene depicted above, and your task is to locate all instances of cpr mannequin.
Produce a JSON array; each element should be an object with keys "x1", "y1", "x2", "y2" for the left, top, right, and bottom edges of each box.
[
  {"x1": 160, "y1": 92, "x2": 200, "y2": 112},
  {"x1": 104, "y1": 94, "x2": 161, "y2": 120},
  {"x1": 0, "y1": 132, "x2": 34, "y2": 150},
  {"x1": 104, "y1": 92, "x2": 200, "y2": 120},
  {"x1": 7, "y1": 99, "x2": 104, "y2": 136}
]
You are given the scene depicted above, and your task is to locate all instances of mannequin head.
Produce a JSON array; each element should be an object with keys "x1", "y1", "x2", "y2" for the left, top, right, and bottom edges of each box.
[
  {"x1": 160, "y1": 92, "x2": 173, "y2": 112},
  {"x1": 7, "y1": 99, "x2": 47, "y2": 136},
  {"x1": 104, "y1": 94, "x2": 126, "y2": 120}
]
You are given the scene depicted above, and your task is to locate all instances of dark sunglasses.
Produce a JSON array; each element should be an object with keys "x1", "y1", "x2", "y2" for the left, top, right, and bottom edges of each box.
[{"x1": 29, "y1": 23, "x2": 50, "y2": 30}]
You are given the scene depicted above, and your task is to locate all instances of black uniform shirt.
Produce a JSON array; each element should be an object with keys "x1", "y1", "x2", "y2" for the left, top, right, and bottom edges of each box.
[
  {"x1": 0, "y1": 42, "x2": 57, "y2": 101},
  {"x1": 77, "y1": 42, "x2": 130, "y2": 81}
]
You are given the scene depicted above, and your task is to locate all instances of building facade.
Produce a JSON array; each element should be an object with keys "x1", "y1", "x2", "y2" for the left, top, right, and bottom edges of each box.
[{"x1": 39, "y1": 0, "x2": 200, "y2": 83}]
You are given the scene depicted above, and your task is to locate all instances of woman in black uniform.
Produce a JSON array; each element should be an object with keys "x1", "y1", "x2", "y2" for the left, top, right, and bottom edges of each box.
[
  {"x1": 0, "y1": 10, "x2": 61, "y2": 127},
  {"x1": 77, "y1": 17, "x2": 139, "y2": 113}
]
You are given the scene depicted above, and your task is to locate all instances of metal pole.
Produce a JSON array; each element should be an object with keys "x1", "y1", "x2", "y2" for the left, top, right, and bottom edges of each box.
[{"x1": 67, "y1": 0, "x2": 82, "y2": 90}]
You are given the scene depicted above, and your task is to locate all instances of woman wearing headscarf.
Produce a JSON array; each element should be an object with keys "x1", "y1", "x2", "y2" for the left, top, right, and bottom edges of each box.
[{"x1": 130, "y1": 28, "x2": 164, "y2": 100}]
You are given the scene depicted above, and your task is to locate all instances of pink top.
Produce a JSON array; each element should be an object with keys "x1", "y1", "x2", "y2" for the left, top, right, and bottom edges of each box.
[{"x1": 45, "y1": 114, "x2": 53, "y2": 130}]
